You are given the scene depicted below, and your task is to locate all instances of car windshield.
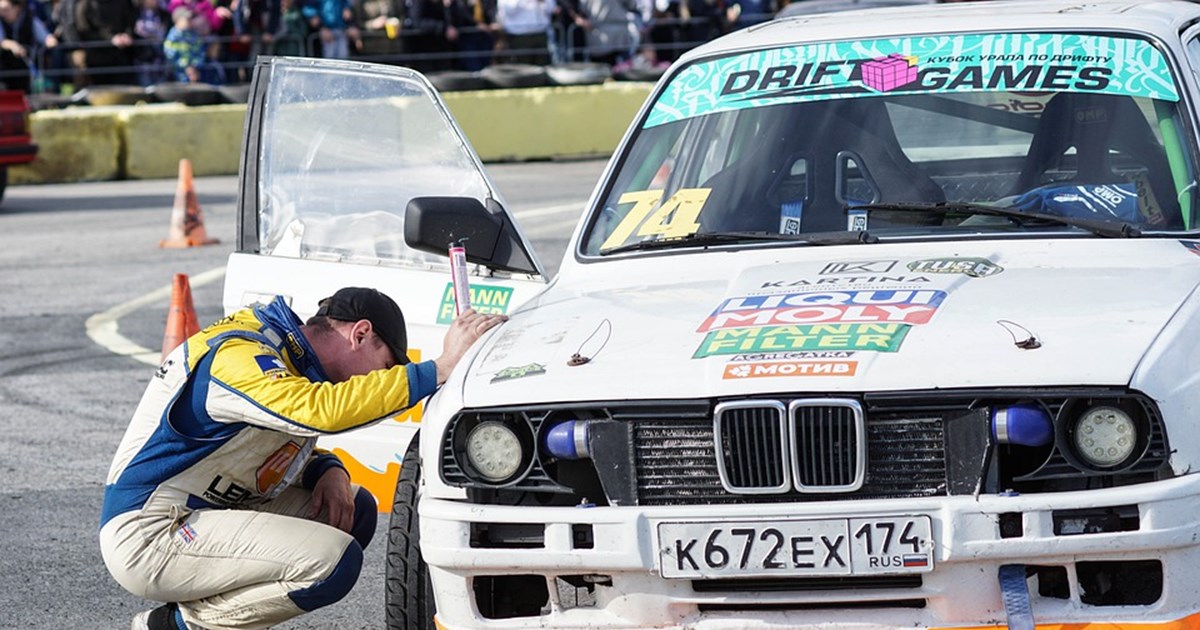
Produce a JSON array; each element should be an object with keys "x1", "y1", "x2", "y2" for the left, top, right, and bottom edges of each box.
[{"x1": 582, "y1": 32, "x2": 1198, "y2": 255}]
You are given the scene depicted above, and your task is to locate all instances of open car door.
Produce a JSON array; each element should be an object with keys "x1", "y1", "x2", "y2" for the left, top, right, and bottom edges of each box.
[{"x1": 224, "y1": 57, "x2": 547, "y2": 510}]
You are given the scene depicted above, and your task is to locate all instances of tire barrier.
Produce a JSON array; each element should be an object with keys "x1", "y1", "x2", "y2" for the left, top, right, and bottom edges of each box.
[
  {"x1": 480, "y1": 64, "x2": 549, "y2": 89},
  {"x1": 546, "y1": 62, "x2": 612, "y2": 86}
]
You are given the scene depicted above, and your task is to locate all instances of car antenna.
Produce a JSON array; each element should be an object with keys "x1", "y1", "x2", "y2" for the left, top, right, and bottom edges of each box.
[
  {"x1": 997, "y1": 319, "x2": 1041, "y2": 350},
  {"x1": 569, "y1": 319, "x2": 612, "y2": 366}
]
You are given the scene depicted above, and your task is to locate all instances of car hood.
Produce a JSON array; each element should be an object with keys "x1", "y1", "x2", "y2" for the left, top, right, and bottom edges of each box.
[{"x1": 460, "y1": 238, "x2": 1200, "y2": 407}]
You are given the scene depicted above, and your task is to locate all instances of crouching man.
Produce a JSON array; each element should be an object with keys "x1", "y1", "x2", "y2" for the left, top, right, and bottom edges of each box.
[{"x1": 100, "y1": 287, "x2": 505, "y2": 629}]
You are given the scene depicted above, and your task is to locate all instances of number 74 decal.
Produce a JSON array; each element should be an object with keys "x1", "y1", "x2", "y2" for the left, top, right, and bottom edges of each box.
[{"x1": 600, "y1": 188, "x2": 712, "y2": 251}]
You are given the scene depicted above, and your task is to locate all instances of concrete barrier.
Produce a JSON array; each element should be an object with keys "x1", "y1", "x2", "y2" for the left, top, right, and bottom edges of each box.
[{"x1": 11, "y1": 81, "x2": 654, "y2": 185}]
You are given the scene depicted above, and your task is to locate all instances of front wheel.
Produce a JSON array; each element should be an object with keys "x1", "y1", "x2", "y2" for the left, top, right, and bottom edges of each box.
[{"x1": 385, "y1": 433, "x2": 437, "y2": 630}]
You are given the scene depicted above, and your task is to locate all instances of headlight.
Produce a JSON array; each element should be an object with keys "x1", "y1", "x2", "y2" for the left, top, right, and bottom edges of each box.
[
  {"x1": 466, "y1": 421, "x2": 524, "y2": 482},
  {"x1": 1072, "y1": 405, "x2": 1137, "y2": 468}
]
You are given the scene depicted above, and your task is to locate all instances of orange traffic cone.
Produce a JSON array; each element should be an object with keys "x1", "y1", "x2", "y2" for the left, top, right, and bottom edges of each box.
[
  {"x1": 161, "y1": 273, "x2": 201, "y2": 360},
  {"x1": 160, "y1": 158, "x2": 219, "y2": 249}
]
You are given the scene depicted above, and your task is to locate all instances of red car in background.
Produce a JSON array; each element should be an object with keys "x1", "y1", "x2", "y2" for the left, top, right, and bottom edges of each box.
[{"x1": 0, "y1": 89, "x2": 36, "y2": 201}]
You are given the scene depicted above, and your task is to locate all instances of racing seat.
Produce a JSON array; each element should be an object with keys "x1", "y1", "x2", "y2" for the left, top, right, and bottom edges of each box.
[
  {"x1": 699, "y1": 97, "x2": 945, "y2": 233},
  {"x1": 1012, "y1": 92, "x2": 1182, "y2": 228}
]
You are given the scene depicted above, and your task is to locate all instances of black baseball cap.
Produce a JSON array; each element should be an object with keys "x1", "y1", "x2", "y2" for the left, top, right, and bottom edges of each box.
[{"x1": 315, "y1": 287, "x2": 409, "y2": 365}]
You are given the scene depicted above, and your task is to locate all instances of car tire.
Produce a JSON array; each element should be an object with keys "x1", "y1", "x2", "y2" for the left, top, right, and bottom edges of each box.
[
  {"x1": 80, "y1": 85, "x2": 149, "y2": 106},
  {"x1": 481, "y1": 63, "x2": 549, "y2": 89},
  {"x1": 385, "y1": 433, "x2": 437, "y2": 630},
  {"x1": 148, "y1": 83, "x2": 222, "y2": 107},
  {"x1": 546, "y1": 62, "x2": 612, "y2": 86},
  {"x1": 426, "y1": 71, "x2": 493, "y2": 93},
  {"x1": 0, "y1": 166, "x2": 9, "y2": 204},
  {"x1": 218, "y1": 84, "x2": 253, "y2": 104}
]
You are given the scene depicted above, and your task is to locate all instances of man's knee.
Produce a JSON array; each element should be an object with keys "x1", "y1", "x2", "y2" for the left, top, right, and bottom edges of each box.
[
  {"x1": 286, "y1": 540, "x2": 363, "y2": 612},
  {"x1": 350, "y1": 487, "x2": 377, "y2": 549}
]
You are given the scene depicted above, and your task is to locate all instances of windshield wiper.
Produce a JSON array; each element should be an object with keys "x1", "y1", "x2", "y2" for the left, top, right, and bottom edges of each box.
[
  {"x1": 600, "y1": 230, "x2": 878, "y2": 255},
  {"x1": 847, "y1": 201, "x2": 1142, "y2": 238}
]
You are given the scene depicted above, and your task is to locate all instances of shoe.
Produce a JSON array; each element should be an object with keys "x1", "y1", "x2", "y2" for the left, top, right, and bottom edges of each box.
[
  {"x1": 131, "y1": 603, "x2": 181, "y2": 630},
  {"x1": 130, "y1": 609, "x2": 152, "y2": 630}
]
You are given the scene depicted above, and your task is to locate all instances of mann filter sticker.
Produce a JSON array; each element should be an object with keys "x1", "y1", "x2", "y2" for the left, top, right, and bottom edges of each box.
[
  {"x1": 436, "y1": 283, "x2": 514, "y2": 324},
  {"x1": 694, "y1": 323, "x2": 910, "y2": 357},
  {"x1": 646, "y1": 33, "x2": 1178, "y2": 127}
]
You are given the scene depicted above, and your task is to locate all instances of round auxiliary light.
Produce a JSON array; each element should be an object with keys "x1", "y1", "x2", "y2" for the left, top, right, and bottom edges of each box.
[
  {"x1": 1072, "y1": 405, "x2": 1137, "y2": 468},
  {"x1": 465, "y1": 421, "x2": 524, "y2": 482}
]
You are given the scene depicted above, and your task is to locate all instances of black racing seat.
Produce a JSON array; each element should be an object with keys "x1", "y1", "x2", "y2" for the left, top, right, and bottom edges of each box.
[
  {"x1": 1012, "y1": 92, "x2": 1181, "y2": 228},
  {"x1": 698, "y1": 97, "x2": 945, "y2": 234}
]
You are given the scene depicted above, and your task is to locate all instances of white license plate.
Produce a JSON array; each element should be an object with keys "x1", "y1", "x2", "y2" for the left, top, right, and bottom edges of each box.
[{"x1": 657, "y1": 516, "x2": 934, "y2": 578}]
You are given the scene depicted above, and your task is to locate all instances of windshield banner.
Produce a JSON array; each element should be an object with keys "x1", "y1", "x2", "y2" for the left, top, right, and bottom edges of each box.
[{"x1": 646, "y1": 33, "x2": 1178, "y2": 127}]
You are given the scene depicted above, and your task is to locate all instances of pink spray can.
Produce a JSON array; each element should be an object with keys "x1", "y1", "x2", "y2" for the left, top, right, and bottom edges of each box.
[{"x1": 449, "y1": 241, "x2": 471, "y2": 316}]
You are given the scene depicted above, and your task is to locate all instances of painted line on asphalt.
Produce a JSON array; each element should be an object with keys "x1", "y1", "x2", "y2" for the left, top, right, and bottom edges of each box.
[{"x1": 85, "y1": 267, "x2": 227, "y2": 366}]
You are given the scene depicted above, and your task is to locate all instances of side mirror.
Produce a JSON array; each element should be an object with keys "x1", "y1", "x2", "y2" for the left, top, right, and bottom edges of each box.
[{"x1": 404, "y1": 196, "x2": 538, "y2": 275}]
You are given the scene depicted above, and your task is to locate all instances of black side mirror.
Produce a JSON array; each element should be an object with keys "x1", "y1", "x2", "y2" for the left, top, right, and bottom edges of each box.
[{"x1": 404, "y1": 196, "x2": 538, "y2": 275}]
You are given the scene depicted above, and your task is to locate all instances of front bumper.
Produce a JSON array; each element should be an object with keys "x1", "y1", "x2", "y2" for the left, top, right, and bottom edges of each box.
[{"x1": 420, "y1": 475, "x2": 1200, "y2": 629}]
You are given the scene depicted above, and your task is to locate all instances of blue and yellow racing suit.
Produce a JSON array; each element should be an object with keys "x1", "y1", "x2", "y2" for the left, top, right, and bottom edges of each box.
[{"x1": 99, "y1": 296, "x2": 437, "y2": 630}]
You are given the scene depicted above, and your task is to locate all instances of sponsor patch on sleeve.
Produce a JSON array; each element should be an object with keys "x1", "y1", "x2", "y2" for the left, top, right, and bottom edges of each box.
[{"x1": 254, "y1": 354, "x2": 288, "y2": 378}]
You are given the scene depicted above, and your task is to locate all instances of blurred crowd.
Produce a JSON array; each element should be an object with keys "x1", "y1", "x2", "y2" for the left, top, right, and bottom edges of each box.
[{"x1": 0, "y1": 0, "x2": 780, "y2": 93}]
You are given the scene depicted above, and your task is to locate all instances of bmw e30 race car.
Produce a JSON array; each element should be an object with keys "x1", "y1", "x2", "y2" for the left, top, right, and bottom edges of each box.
[{"x1": 225, "y1": 0, "x2": 1200, "y2": 627}]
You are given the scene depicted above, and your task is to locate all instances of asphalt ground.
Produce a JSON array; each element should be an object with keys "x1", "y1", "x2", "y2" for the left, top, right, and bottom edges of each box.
[{"x1": 0, "y1": 158, "x2": 605, "y2": 629}]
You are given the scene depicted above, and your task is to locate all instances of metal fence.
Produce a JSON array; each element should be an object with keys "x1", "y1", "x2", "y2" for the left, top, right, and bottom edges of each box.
[{"x1": 7, "y1": 12, "x2": 775, "y2": 96}]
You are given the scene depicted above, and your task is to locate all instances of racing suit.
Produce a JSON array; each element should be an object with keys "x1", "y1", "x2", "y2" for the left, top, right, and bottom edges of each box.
[{"x1": 99, "y1": 297, "x2": 438, "y2": 630}]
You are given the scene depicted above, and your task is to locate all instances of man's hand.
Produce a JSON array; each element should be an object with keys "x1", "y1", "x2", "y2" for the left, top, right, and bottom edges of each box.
[
  {"x1": 308, "y1": 467, "x2": 354, "y2": 532},
  {"x1": 435, "y1": 308, "x2": 507, "y2": 384}
]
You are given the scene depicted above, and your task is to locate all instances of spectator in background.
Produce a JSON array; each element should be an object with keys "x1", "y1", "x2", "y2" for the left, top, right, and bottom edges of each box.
[
  {"x1": 271, "y1": 0, "x2": 306, "y2": 54},
  {"x1": 352, "y1": 0, "x2": 403, "y2": 58},
  {"x1": 303, "y1": 0, "x2": 359, "y2": 58},
  {"x1": 679, "y1": 0, "x2": 719, "y2": 46},
  {"x1": 401, "y1": 0, "x2": 453, "y2": 71},
  {"x1": 269, "y1": 0, "x2": 306, "y2": 54},
  {"x1": 163, "y1": 5, "x2": 222, "y2": 81},
  {"x1": 577, "y1": 0, "x2": 634, "y2": 64},
  {"x1": 722, "y1": 0, "x2": 768, "y2": 29},
  {"x1": 548, "y1": 0, "x2": 584, "y2": 63},
  {"x1": 132, "y1": 0, "x2": 168, "y2": 85},
  {"x1": 452, "y1": 0, "x2": 494, "y2": 70},
  {"x1": 643, "y1": 0, "x2": 680, "y2": 62},
  {"x1": 74, "y1": 0, "x2": 135, "y2": 84},
  {"x1": 227, "y1": 0, "x2": 278, "y2": 81},
  {"x1": 167, "y1": 0, "x2": 228, "y2": 77},
  {"x1": 0, "y1": 0, "x2": 57, "y2": 91},
  {"x1": 494, "y1": 0, "x2": 551, "y2": 64},
  {"x1": 166, "y1": 0, "x2": 225, "y2": 38},
  {"x1": 52, "y1": 0, "x2": 88, "y2": 88}
]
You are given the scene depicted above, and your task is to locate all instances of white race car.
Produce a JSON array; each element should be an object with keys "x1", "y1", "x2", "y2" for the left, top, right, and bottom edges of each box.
[{"x1": 227, "y1": 0, "x2": 1200, "y2": 627}]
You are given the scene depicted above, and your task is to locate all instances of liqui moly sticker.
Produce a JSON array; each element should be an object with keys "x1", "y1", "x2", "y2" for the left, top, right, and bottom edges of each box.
[{"x1": 449, "y1": 242, "x2": 471, "y2": 317}]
